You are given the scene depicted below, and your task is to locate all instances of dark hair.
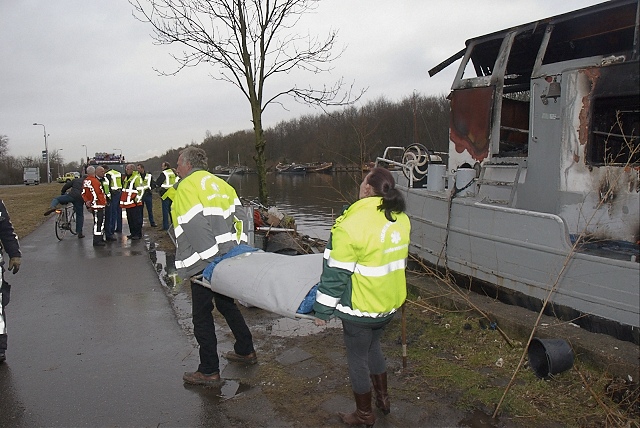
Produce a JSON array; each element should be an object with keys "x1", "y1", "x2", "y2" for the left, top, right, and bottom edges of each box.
[
  {"x1": 163, "y1": 161, "x2": 171, "y2": 169},
  {"x1": 366, "y1": 167, "x2": 406, "y2": 221}
]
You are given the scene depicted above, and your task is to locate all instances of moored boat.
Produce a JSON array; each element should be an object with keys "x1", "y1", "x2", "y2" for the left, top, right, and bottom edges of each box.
[
  {"x1": 378, "y1": 0, "x2": 639, "y2": 343},
  {"x1": 305, "y1": 162, "x2": 333, "y2": 173},
  {"x1": 275, "y1": 162, "x2": 307, "y2": 174}
]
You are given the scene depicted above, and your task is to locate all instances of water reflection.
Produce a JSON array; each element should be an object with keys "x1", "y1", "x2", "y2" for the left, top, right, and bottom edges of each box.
[{"x1": 229, "y1": 172, "x2": 360, "y2": 240}]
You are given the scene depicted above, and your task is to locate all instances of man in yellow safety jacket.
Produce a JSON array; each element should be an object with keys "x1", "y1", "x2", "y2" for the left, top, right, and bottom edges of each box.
[
  {"x1": 105, "y1": 166, "x2": 123, "y2": 234},
  {"x1": 154, "y1": 161, "x2": 178, "y2": 231},
  {"x1": 137, "y1": 163, "x2": 156, "y2": 227},
  {"x1": 172, "y1": 147, "x2": 256, "y2": 387}
]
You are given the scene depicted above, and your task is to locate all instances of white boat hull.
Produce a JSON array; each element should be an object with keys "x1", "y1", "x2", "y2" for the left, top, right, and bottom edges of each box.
[{"x1": 401, "y1": 183, "x2": 640, "y2": 330}]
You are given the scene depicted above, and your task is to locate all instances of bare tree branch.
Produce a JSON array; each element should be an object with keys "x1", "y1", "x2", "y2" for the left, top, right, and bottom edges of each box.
[{"x1": 130, "y1": 0, "x2": 363, "y2": 202}]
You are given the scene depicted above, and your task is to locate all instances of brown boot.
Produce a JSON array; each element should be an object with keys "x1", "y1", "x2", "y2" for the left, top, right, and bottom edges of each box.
[
  {"x1": 338, "y1": 390, "x2": 375, "y2": 427},
  {"x1": 370, "y1": 372, "x2": 390, "y2": 415}
]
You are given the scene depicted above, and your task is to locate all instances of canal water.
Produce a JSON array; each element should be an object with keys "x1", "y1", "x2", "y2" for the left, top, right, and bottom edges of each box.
[{"x1": 228, "y1": 171, "x2": 363, "y2": 241}]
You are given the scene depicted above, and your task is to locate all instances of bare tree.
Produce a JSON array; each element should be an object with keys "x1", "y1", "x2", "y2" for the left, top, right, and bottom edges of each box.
[{"x1": 131, "y1": 0, "x2": 362, "y2": 203}]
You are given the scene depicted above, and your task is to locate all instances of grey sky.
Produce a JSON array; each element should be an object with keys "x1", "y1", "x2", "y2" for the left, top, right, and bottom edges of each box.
[{"x1": 0, "y1": 0, "x2": 602, "y2": 164}]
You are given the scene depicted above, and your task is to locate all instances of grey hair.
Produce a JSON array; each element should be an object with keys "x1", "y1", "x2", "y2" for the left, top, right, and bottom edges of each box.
[
  {"x1": 86, "y1": 166, "x2": 96, "y2": 175},
  {"x1": 180, "y1": 147, "x2": 208, "y2": 170}
]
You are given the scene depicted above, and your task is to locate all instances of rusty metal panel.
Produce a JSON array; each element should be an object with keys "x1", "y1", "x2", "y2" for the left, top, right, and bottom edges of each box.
[{"x1": 449, "y1": 87, "x2": 495, "y2": 162}]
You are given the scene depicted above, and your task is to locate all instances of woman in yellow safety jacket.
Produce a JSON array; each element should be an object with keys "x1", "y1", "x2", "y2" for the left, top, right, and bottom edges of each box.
[{"x1": 313, "y1": 167, "x2": 410, "y2": 428}]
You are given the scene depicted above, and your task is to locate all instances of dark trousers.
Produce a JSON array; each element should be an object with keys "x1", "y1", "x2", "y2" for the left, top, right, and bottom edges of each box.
[
  {"x1": 342, "y1": 319, "x2": 390, "y2": 393},
  {"x1": 141, "y1": 192, "x2": 155, "y2": 225},
  {"x1": 126, "y1": 205, "x2": 143, "y2": 238},
  {"x1": 91, "y1": 208, "x2": 105, "y2": 243},
  {"x1": 0, "y1": 279, "x2": 9, "y2": 351},
  {"x1": 51, "y1": 195, "x2": 84, "y2": 234},
  {"x1": 161, "y1": 197, "x2": 172, "y2": 230},
  {"x1": 190, "y1": 279, "x2": 254, "y2": 375},
  {"x1": 110, "y1": 190, "x2": 123, "y2": 233},
  {"x1": 103, "y1": 202, "x2": 113, "y2": 238}
]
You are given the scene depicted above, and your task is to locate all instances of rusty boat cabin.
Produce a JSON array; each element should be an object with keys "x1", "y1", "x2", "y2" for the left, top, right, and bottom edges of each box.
[
  {"x1": 429, "y1": 0, "x2": 639, "y2": 253},
  {"x1": 397, "y1": 0, "x2": 640, "y2": 342}
]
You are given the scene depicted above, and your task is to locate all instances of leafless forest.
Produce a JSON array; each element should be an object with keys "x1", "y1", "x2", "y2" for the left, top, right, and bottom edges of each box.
[{"x1": 0, "y1": 93, "x2": 449, "y2": 183}]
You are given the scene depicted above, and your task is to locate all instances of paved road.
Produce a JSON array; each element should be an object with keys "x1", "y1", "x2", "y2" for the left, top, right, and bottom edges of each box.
[{"x1": 0, "y1": 218, "x2": 230, "y2": 427}]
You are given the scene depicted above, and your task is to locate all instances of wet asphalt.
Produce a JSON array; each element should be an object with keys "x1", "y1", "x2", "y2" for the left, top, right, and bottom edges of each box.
[
  {"x1": 0, "y1": 218, "x2": 475, "y2": 428},
  {"x1": 0, "y1": 217, "x2": 231, "y2": 427}
]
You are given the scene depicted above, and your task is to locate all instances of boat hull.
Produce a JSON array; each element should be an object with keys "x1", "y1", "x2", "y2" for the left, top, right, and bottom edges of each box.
[{"x1": 400, "y1": 179, "x2": 640, "y2": 335}]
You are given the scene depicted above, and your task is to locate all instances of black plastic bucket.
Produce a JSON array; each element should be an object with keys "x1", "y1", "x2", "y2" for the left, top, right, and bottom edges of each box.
[{"x1": 527, "y1": 338, "x2": 574, "y2": 378}]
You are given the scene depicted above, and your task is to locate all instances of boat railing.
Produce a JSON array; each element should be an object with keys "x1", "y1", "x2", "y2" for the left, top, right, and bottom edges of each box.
[{"x1": 376, "y1": 145, "x2": 443, "y2": 188}]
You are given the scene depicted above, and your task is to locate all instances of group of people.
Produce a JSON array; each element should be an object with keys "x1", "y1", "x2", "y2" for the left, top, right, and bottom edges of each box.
[
  {"x1": 43, "y1": 162, "x2": 178, "y2": 246},
  {"x1": 173, "y1": 147, "x2": 410, "y2": 427},
  {"x1": 21, "y1": 145, "x2": 409, "y2": 426}
]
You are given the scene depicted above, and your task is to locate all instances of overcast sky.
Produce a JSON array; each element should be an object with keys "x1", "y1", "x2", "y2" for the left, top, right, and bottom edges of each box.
[{"x1": 1, "y1": 0, "x2": 603, "y2": 164}]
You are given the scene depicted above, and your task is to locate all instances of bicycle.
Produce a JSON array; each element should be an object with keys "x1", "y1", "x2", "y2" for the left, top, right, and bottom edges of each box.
[{"x1": 55, "y1": 203, "x2": 77, "y2": 240}]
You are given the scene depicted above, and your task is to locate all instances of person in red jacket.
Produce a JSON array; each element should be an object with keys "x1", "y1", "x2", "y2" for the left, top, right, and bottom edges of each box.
[{"x1": 82, "y1": 166, "x2": 108, "y2": 247}]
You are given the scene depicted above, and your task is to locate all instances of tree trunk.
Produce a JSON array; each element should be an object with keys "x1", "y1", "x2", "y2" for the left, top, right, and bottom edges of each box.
[{"x1": 251, "y1": 105, "x2": 268, "y2": 204}]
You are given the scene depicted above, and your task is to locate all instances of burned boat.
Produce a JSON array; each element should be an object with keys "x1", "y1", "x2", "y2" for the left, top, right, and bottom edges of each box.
[{"x1": 378, "y1": 0, "x2": 639, "y2": 342}]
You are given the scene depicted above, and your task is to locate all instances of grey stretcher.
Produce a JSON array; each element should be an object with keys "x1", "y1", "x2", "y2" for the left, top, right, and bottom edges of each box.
[{"x1": 191, "y1": 251, "x2": 324, "y2": 320}]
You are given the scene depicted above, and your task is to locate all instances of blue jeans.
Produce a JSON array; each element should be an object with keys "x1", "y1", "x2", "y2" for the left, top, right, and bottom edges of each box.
[
  {"x1": 161, "y1": 197, "x2": 172, "y2": 230},
  {"x1": 141, "y1": 192, "x2": 155, "y2": 226},
  {"x1": 50, "y1": 195, "x2": 83, "y2": 234}
]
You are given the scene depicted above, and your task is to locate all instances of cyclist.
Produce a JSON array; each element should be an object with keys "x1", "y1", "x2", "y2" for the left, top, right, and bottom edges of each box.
[{"x1": 44, "y1": 174, "x2": 85, "y2": 238}]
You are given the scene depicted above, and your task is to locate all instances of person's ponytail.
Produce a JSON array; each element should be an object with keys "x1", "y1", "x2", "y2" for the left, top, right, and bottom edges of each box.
[
  {"x1": 365, "y1": 167, "x2": 406, "y2": 221},
  {"x1": 379, "y1": 187, "x2": 405, "y2": 221}
]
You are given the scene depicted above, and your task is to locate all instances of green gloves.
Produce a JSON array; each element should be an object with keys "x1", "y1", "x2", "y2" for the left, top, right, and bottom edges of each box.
[{"x1": 8, "y1": 257, "x2": 20, "y2": 274}]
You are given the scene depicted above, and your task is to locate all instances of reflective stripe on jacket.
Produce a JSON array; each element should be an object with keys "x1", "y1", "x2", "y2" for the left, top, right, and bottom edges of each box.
[
  {"x1": 313, "y1": 197, "x2": 410, "y2": 323},
  {"x1": 99, "y1": 175, "x2": 111, "y2": 201},
  {"x1": 160, "y1": 169, "x2": 178, "y2": 189},
  {"x1": 171, "y1": 169, "x2": 248, "y2": 278},
  {"x1": 105, "y1": 169, "x2": 122, "y2": 191},
  {"x1": 140, "y1": 172, "x2": 152, "y2": 195},
  {"x1": 82, "y1": 176, "x2": 107, "y2": 210},
  {"x1": 120, "y1": 171, "x2": 143, "y2": 209}
]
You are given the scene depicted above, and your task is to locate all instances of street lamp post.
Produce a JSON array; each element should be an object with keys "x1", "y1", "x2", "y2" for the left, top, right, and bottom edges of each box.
[
  {"x1": 81, "y1": 144, "x2": 88, "y2": 163},
  {"x1": 57, "y1": 148, "x2": 64, "y2": 176},
  {"x1": 33, "y1": 123, "x2": 50, "y2": 183}
]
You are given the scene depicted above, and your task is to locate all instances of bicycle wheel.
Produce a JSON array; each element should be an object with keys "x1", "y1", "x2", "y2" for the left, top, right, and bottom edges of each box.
[
  {"x1": 68, "y1": 209, "x2": 77, "y2": 235},
  {"x1": 55, "y1": 211, "x2": 68, "y2": 240}
]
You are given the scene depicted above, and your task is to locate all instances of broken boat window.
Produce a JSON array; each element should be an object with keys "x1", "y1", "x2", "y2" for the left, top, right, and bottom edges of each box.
[
  {"x1": 542, "y1": 2, "x2": 637, "y2": 64},
  {"x1": 588, "y1": 95, "x2": 640, "y2": 166},
  {"x1": 496, "y1": 29, "x2": 542, "y2": 157},
  {"x1": 461, "y1": 38, "x2": 503, "y2": 79},
  {"x1": 503, "y1": 29, "x2": 544, "y2": 94},
  {"x1": 499, "y1": 93, "x2": 531, "y2": 157}
]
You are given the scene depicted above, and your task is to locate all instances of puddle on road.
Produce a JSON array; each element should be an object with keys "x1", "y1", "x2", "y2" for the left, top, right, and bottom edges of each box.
[
  {"x1": 265, "y1": 317, "x2": 341, "y2": 337},
  {"x1": 184, "y1": 379, "x2": 252, "y2": 401}
]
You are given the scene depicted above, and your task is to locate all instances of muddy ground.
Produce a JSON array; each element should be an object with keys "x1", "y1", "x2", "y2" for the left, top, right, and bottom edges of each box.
[{"x1": 146, "y1": 227, "x2": 639, "y2": 428}]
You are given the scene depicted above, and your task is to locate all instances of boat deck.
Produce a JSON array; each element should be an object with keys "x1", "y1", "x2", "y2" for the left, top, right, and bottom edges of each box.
[{"x1": 571, "y1": 236, "x2": 639, "y2": 262}]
